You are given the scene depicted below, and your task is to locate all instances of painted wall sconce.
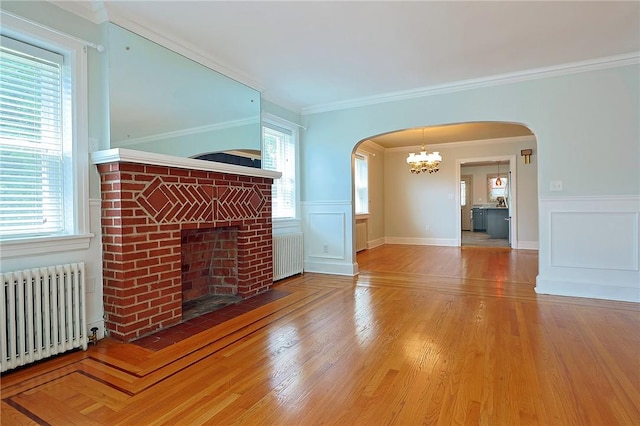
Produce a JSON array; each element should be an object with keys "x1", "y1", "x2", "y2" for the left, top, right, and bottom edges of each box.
[{"x1": 521, "y1": 149, "x2": 533, "y2": 164}]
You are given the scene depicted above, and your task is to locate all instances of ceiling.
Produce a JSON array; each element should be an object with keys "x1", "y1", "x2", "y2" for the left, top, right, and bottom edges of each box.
[{"x1": 51, "y1": 0, "x2": 639, "y2": 146}]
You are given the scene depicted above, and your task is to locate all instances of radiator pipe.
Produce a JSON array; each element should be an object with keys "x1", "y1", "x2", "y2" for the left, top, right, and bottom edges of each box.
[{"x1": 89, "y1": 327, "x2": 99, "y2": 346}]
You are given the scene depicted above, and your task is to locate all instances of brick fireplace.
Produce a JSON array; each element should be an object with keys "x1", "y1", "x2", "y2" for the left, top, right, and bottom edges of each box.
[{"x1": 92, "y1": 149, "x2": 280, "y2": 342}]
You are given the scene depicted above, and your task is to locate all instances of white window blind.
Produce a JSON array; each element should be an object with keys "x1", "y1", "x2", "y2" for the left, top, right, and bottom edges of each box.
[
  {"x1": 263, "y1": 123, "x2": 296, "y2": 219},
  {"x1": 354, "y1": 154, "x2": 368, "y2": 214},
  {"x1": 0, "y1": 36, "x2": 65, "y2": 239}
]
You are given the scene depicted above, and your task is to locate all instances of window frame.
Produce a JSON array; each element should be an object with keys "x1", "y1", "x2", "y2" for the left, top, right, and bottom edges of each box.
[
  {"x1": 354, "y1": 152, "x2": 369, "y2": 215},
  {"x1": 261, "y1": 115, "x2": 299, "y2": 223},
  {"x1": 0, "y1": 12, "x2": 91, "y2": 258},
  {"x1": 487, "y1": 174, "x2": 508, "y2": 203}
]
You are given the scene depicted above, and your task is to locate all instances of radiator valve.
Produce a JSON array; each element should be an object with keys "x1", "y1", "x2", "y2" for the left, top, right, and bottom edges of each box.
[{"x1": 89, "y1": 327, "x2": 99, "y2": 346}]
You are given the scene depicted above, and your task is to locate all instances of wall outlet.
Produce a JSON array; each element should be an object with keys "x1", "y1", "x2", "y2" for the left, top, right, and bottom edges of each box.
[{"x1": 323, "y1": 243, "x2": 329, "y2": 254}]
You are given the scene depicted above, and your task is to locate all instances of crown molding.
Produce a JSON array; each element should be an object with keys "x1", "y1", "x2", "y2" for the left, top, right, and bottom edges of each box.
[
  {"x1": 112, "y1": 116, "x2": 259, "y2": 147},
  {"x1": 301, "y1": 52, "x2": 640, "y2": 115},
  {"x1": 358, "y1": 139, "x2": 386, "y2": 153},
  {"x1": 385, "y1": 135, "x2": 537, "y2": 153},
  {"x1": 46, "y1": 0, "x2": 108, "y2": 24}
]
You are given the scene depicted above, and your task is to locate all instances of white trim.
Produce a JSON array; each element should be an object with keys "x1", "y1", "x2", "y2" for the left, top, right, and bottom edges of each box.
[
  {"x1": 516, "y1": 241, "x2": 539, "y2": 251},
  {"x1": 384, "y1": 237, "x2": 458, "y2": 247},
  {"x1": 367, "y1": 237, "x2": 385, "y2": 249},
  {"x1": 273, "y1": 218, "x2": 303, "y2": 236},
  {"x1": 536, "y1": 277, "x2": 640, "y2": 303},
  {"x1": 302, "y1": 53, "x2": 640, "y2": 115},
  {"x1": 302, "y1": 200, "x2": 351, "y2": 206},
  {"x1": 47, "y1": 1, "x2": 108, "y2": 24},
  {"x1": 539, "y1": 195, "x2": 640, "y2": 202},
  {"x1": 91, "y1": 148, "x2": 281, "y2": 179},
  {"x1": 1, "y1": 10, "x2": 104, "y2": 51},
  {"x1": 0, "y1": 234, "x2": 94, "y2": 259},
  {"x1": 261, "y1": 112, "x2": 306, "y2": 130},
  {"x1": 304, "y1": 260, "x2": 358, "y2": 276},
  {"x1": 112, "y1": 116, "x2": 260, "y2": 147},
  {"x1": 386, "y1": 135, "x2": 537, "y2": 153}
]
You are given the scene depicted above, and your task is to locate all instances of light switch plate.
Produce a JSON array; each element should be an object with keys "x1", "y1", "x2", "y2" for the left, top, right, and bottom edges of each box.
[{"x1": 550, "y1": 180, "x2": 563, "y2": 192}]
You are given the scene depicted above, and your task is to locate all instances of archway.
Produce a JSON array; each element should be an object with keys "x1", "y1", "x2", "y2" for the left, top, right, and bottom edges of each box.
[{"x1": 351, "y1": 121, "x2": 538, "y2": 258}]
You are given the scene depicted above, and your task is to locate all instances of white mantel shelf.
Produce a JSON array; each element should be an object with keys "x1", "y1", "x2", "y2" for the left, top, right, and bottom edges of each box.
[{"x1": 91, "y1": 148, "x2": 281, "y2": 179}]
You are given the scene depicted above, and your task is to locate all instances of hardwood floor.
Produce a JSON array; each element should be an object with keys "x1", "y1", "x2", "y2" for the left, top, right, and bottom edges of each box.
[{"x1": 2, "y1": 245, "x2": 639, "y2": 425}]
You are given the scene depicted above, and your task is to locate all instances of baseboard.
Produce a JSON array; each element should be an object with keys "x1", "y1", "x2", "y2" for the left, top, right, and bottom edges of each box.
[
  {"x1": 535, "y1": 276, "x2": 640, "y2": 303},
  {"x1": 304, "y1": 260, "x2": 358, "y2": 276},
  {"x1": 384, "y1": 237, "x2": 458, "y2": 247},
  {"x1": 516, "y1": 241, "x2": 539, "y2": 250},
  {"x1": 367, "y1": 238, "x2": 385, "y2": 249}
]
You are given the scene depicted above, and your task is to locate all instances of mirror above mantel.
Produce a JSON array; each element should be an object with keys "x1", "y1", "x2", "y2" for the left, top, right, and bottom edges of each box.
[{"x1": 107, "y1": 23, "x2": 261, "y2": 160}]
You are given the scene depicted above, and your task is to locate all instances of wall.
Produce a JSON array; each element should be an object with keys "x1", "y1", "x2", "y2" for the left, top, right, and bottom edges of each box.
[{"x1": 301, "y1": 64, "x2": 639, "y2": 302}]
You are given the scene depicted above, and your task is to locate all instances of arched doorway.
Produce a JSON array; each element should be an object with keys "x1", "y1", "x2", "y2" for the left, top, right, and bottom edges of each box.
[{"x1": 351, "y1": 121, "x2": 538, "y2": 254}]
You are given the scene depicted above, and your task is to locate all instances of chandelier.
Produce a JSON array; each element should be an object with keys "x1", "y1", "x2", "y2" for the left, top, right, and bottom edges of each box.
[{"x1": 406, "y1": 129, "x2": 442, "y2": 174}]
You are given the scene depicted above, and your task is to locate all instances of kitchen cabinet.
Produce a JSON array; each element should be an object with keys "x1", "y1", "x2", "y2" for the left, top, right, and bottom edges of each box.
[
  {"x1": 472, "y1": 208, "x2": 487, "y2": 232},
  {"x1": 486, "y1": 208, "x2": 509, "y2": 239}
]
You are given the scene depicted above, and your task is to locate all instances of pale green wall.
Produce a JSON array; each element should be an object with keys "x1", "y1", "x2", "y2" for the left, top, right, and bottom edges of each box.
[{"x1": 301, "y1": 65, "x2": 640, "y2": 202}]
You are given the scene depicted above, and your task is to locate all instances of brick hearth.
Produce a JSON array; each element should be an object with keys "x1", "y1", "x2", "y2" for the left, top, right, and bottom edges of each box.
[{"x1": 93, "y1": 149, "x2": 279, "y2": 342}]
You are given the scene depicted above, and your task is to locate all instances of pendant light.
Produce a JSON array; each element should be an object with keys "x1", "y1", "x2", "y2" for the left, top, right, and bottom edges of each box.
[{"x1": 495, "y1": 162, "x2": 502, "y2": 186}]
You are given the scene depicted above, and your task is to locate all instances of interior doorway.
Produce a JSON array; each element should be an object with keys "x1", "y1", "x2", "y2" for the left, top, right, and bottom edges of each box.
[{"x1": 457, "y1": 156, "x2": 515, "y2": 248}]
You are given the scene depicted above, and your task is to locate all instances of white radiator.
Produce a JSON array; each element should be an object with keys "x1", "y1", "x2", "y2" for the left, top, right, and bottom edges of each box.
[
  {"x1": 273, "y1": 233, "x2": 303, "y2": 281},
  {"x1": 1, "y1": 263, "x2": 88, "y2": 373},
  {"x1": 356, "y1": 220, "x2": 368, "y2": 252}
]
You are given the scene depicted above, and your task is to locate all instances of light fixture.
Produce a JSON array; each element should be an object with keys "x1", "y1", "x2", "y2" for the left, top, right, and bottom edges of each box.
[
  {"x1": 521, "y1": 148, "x2": 532, "y2": 164},
  {"x1": 406, "y1": 128, "x2": 442, "y2": 174},
  {"x1": 495, "y1": 162, "x2": 502, "y2": 186}
]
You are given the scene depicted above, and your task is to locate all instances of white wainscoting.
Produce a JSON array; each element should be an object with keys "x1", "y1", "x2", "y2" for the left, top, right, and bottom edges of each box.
[
  {"x1": 302, "y1": 201, "x2": 358, "y2": 276},
  {"x1": 536, "y1": 196, "x2": 640, "y2": 302}
]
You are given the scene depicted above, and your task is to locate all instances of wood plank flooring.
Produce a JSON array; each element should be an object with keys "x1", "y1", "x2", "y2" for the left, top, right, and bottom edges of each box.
[{"x1": 2, "y1": 245, "x2": 639, "y2": 425}]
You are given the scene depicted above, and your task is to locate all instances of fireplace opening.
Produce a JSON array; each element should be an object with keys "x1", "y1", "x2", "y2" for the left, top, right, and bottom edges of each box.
[{"x1": 181, "y1": 227, "x2": 241, "y2": 320}]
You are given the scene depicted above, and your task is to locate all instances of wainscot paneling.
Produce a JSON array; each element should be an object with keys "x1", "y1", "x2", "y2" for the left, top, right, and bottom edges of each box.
[
  {"x1": 302, "y1": 201, "x2": 357, "y2": 276},
  {"x1": 537, "y1": 196, "x2": 640, "y2": 302}
]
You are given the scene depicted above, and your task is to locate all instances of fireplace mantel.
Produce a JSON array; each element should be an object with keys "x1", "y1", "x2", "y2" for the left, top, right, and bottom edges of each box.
[
  {"x1": 93, "y1": 148, "x2": 279, "y2": 342},
  {"x1": 91, "y1": 148, "x2": 281, "y2": 179}
]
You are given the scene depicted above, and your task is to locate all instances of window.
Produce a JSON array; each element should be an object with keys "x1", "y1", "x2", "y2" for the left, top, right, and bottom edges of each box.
[
  {"x1": 262, "y1": 120, "x2": 297, "y2": 219},
  {"x1": 0, "y1": 14, "x2": 89, "y2": 252},
  {"x1": 460, "y1": 180, "x2": 467, "y2": 207},
  {"x1": 354, "y1": 153, "x2": 368, "y2": 214},
  {"x1": 487, "y1": 175, "x2": 508, "y2": 202}
]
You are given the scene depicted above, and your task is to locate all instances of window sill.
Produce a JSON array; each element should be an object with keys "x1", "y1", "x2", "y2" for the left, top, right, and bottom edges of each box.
[
  {"x1": 1, "y1": 233, "x2": 95, "y2": 259},
  {"x1": 355, "y1": 214, "x2": 370, "y2": 220},
  {"x1": 273, "y1": 218, "x2": 302, "y2": 236}
]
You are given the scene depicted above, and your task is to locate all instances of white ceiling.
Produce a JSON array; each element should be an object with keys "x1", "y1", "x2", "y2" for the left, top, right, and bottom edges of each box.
[{"x1": 51, "y1": 0, "x2": 639, "y2": 145}]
